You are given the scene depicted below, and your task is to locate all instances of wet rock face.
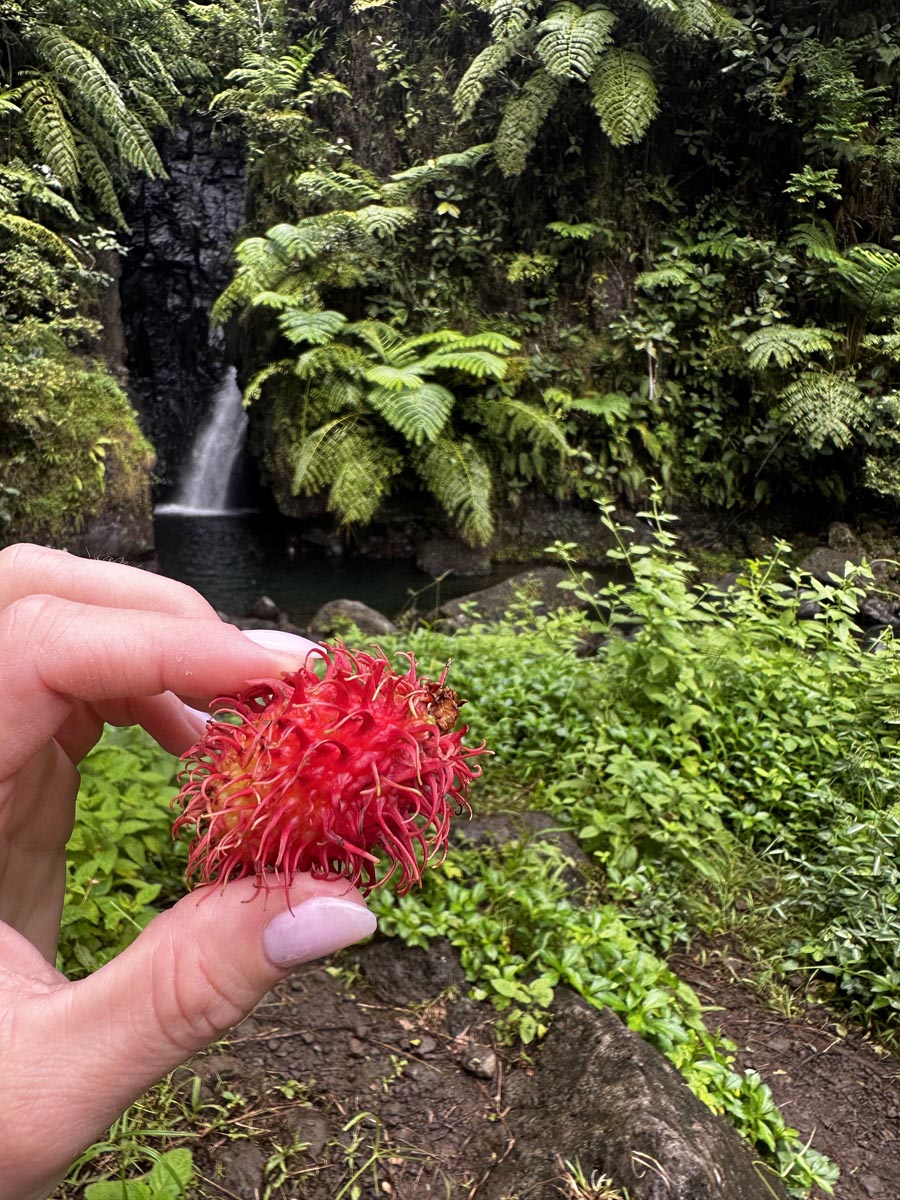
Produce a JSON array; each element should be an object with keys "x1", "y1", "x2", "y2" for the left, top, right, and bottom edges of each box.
[{"x1": 120, "y1": 118, "x2": 246, "y2": 492}]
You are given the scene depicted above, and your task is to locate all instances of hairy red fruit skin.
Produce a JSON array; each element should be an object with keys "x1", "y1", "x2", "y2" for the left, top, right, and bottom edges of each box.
[{"x1": 172, "y1": 643, "x2": 484, "y2": 895}]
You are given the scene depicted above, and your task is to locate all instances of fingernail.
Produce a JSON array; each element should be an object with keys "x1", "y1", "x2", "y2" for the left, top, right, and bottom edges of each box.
[
  {"x1": 182, "y1": 705, "x2": 211, "y2": 738},
  {"x1": 262, "y1": 897, "x2": 377, "y2": 968},
  {"x1": 241, "y1": 628, "x2": 321, "y2": 659}
]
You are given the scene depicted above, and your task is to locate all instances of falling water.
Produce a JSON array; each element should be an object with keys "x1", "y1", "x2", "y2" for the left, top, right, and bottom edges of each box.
[{"x1": 155, "y1": 367, "x2": 250, "y2": 516}]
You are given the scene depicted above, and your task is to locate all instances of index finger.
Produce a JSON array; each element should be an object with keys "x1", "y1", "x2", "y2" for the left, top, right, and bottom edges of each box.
[
  {"x1": 0, "y1": 543, "x2": 219, "y2": 621},
  {"x1": 0, "y1": 595, "x2": 312, "y2": 779}
]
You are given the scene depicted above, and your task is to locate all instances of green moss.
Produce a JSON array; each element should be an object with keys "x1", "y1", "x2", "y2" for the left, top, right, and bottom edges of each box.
[{"x1": 0, "y1": 329, "x2": 153, "y2": 543}]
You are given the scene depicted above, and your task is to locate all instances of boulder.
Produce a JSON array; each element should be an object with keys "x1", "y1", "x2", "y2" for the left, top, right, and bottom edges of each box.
[
  {"x1": 435, "y1": 566, "x2": 580, "y2": 632},
  {"x1": 246, "y1": 594, "x2": 282, "y2": 622},
  {"x1": 417, "y1": 535, "x2": 493, "y2": 577},
  {"x1": 309, "y1": 598, "x2": 398, "y2": 639},
  {"x1": 797, "y1": 546, "x2": 875, "y2": 584},
  {"x1": 482, "y1": 991, "x2": 789, "y2": 1200}
]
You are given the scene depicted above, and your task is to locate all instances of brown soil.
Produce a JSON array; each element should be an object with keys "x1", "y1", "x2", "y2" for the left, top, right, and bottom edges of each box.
[
  {"x1": 671, "y1": 945, "x2": 900, "y2": 1200},
  {"x1": 181, "y1": 938, "x2": 900, "y2": 1200}
]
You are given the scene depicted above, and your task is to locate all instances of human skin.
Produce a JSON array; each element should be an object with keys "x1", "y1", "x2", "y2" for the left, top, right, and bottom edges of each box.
[{"x1": 0, "y1": 544, "x2": 376, "y2": 1200}]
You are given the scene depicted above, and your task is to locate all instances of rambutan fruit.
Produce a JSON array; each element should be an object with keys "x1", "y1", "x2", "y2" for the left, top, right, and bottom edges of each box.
[{"x1": 172, "y1": 643, "x2": 485, "y2": 895}]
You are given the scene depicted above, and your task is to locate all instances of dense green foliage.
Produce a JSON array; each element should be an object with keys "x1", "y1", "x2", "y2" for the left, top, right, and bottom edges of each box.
[
  {"x1": 208, "y1": 0, "x2": 900, "y2": 539},
  {"x1": 67, "y1": 509, "x2": 900, "y2": 1194},
  {"x1": 0, "y1": 1, "x2": 259, "y2": 543},
  {"x1": 5, "y1": 1, "x2": 900, "y2": 542}
]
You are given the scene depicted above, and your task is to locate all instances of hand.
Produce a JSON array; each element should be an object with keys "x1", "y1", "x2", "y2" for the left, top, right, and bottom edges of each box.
[{"x1": 0, "y1": 544, "x2": 376, "y2": 1200}]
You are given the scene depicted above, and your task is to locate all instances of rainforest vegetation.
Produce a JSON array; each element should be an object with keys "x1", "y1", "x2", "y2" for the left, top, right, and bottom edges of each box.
[
  {"x1": 2, "y1": 0, "x2": 900, "y2": 544},
  {"x1": 4, "y1": 3, "x2": 900, "y2": 1197}
]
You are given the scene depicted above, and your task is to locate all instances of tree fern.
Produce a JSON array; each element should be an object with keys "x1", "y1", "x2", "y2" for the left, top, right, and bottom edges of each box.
[
  {"x1": 536, "y1": 3, "x2": 616, "y2": 82},
  {"x1": 780, "y1": 372, "x2": 869, "y2": 450},
  {"x1": 418, "y1": 347, "x2": 511, "y2": 379},
  {"x1": 293, "y1": 342, "x2": 369, "y2": 382},
  {"x1": 328, "y1": 431, "x2": 402, "y2": 525},
  {"x1": 413, "y1": 438, "x2": 495, "y2": 546},
  {"x1": 743, "y1": 324, "x2": 838, "y2": 370},
  {"x1": 367, "y1": 382, "x2": 455, "y2": 444},
  {"x1": 243, "y1": 360, "x2": 296, "y2": 407},
  {"x1": 588, "y1": 49, "x2": 659, "y2": 146},
  {"x1": 290, "y1": 418, "x2": 400, "y2": 524},
  {"x1": 36, "y1": 28, "x2": 165, "y2": 178},
  {"x1": 494, "y1": 68, "x2": 561, "y2": 177},
  {"x1": 278, "y1": 308, "x2": 348, "y2": 346}
]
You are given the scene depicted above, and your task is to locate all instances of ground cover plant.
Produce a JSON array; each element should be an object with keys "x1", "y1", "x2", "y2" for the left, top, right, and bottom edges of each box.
[{"x1": 58, "y1": 508, "x2": 900, "y2": 1196}]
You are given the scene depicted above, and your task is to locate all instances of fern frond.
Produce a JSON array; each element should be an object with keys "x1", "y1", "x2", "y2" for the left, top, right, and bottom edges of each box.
[
  {"x1": 328, "y1": 431, "x2": 402, "y2": 524},
  {"x1": 249, "y1": 286, "x2": 320, "y2": 311},
  {"x1": 743, "y1": 324, "x2": 838, "y2": 370},
  {"x1": 383, "y1": 144, "x2": 493, "y2": 201},
  {"x1": 292, "y1": 168, "x2": 381, "y2": 206},
  {"x1": 780, "y1": 371, "x2": 869, "y2": 450},
  {"x1": 365, "y1": 364, "x2": 427, "y2": 391},
  {"x1": 17, "y1": 78, "x2": 79, "y2": 189},
  {"x1": 419, "y1": 348, "x2": 511, "y2": 379},
  {"x1": 399, "y1": 329, "x2": 519, "y2": 356},
  {"x1": 491, "y1": 0, "x2": 542, "y2": 38},
  {"x1": 294, "y1": 343, "x2": 369, "y2": 381},
  {"x1": 493, "y1": 68, "x2": 561, "y2": 177},
  {"x1": 278, "y1": 308, "x2": 348, "y2": 346},
  {"x1": 635, "y1": 265, "x2": 694, "y2": 290},
  {"x1": 0, "y1": 161, "x2": 78, "y2": 221},
  {"x1": 346, "y1": 320, "x2": 407, "y2": 360},
  {"x1": 75, "y1": 135, "x2": 125, "y2": 224},
  {"x1": 588, "y1": 49, "x2": 658, "y2": 146},
  {"x1": 664, "y1": 0, "x2": 736, "y2": 37},
  {"x1": 291, "y1": 415, "x2": 362, "y2": 493},
  {"x1": 211, "y1": 272, "x2": 260, "y2": 325},
  {"x1": 367, "y1": 382, "x2": 455, "y2": 444},
  {"x1": 789, "y1": 220, "x2": 841, "y2": 263},
  {"x1": 291, "y1": 418, "x2": 399, "y2": 524},
  {"x1": 126, "y1": 86, "x2": 172, "y2": 131},
  {"x1": 476, "y1": 396, "x2": 571, "y2": 454},
  {"x1": 413, "y1": 438, "x2": 495, "y2": 546},
  {"x1": 454, "y1": 36, "x2": 525, "y2": 122},
  {"x1": 36, "y1": 27, "x2": 165, "y2": 177},
  {"x1": 564, "y1": 391, "x2": 632, "y2": 421},
  {"x1": 840, "y1": 245, "x2": 900, "y2": 318},
  {"x1": 0, "y1": 213, "x2": 79, "y2": 263},
  {"x1": 264, "y1": 221, "x2": 340, "y2": 263},
  {"x1": 546, "y1": 220, "x2": 599, "y2": 239},
  {"x1": 536, "y1": 3, "x2": 616, "y2": 82},
  {"x1": 243, "y1": 359, "x2": 297, "y2": 406},
  {"x1": 350, "y1": 204, "x2": 416, "y2": 238}
]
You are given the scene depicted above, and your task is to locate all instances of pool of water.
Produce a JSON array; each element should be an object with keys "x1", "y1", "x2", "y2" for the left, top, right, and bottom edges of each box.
[{"x1": 154, "y1": 513, "x2": 523, "y2": 628}]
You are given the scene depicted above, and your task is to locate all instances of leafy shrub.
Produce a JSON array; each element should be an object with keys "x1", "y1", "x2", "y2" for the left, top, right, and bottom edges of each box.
[{"x1": 60, "y1": 726, "x2": 183, "y2": 977}]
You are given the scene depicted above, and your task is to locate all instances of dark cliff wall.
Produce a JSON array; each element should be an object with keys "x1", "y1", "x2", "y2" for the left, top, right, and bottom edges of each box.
[{"x1": 120, "y1": 117, "x2": 247, "y2": 495}]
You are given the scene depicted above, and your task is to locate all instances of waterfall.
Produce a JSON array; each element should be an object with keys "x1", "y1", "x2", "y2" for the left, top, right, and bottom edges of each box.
[{"x1": 155, "y1": 367, "x2": 250, "y2": 516}]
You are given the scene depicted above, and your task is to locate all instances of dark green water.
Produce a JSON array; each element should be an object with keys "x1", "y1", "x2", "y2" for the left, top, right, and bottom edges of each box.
[{"x1": 154, "y1": 513, "x2": 521, "y2": 628}]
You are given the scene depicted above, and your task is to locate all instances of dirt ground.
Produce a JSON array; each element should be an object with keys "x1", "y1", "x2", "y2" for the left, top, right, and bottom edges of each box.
[
  {"x1": 671, "y1": 945, "x2": 900, "y2": 1200},
  {"x1": 180, "y1": 936, "x2": 900, "y2": 1200}
]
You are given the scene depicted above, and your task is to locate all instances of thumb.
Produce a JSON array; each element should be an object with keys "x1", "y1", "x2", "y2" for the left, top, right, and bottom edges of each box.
[{"x1": 26, "y1": 876, "x2": 375, "y2": 1190}]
